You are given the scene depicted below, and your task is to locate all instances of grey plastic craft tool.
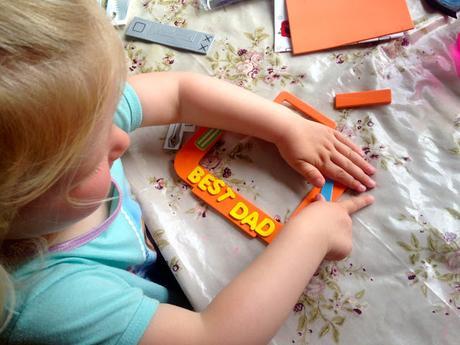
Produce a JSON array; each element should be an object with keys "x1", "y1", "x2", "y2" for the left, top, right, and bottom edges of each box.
[
  {"x1": 100, "y1": 0, "x2": 131, "y2": 26},
  {"x1": 164, "y1": 124, "x2": 184, "y2": 150},
  {"x1": 125, "y1": 17, "x2": 214, "y2": 55},
  {"x1": 182, "y1": 124, "x2": 196, "y2": 132}
]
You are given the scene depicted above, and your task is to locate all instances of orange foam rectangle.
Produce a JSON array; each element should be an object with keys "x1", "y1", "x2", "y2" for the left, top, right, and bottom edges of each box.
[
  {"x1": 335, "y1": 89, "x2": 392, "y2": 109},
  {"x1": 286, "y1": 0, "x2": 414, "y2": 55}
]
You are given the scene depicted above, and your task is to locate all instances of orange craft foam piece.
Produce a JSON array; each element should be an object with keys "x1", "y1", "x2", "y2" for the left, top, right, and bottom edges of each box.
[
  {"x1": 285, "y1": 0, "x2": 414, "y2": 55},
  {"x1": 335, "y1": 89, "x2": 392, "y2": 109},
  {"x1": 173, "y1": 92, "x2": 346, "y2": 245},
  {"x1": 274, "y1": 91, "x2": 337, "y2": 128}
]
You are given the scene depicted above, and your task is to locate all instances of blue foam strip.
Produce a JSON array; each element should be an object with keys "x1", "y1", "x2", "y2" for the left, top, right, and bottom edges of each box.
[{"x1": 320, "y1": 179, "x2": 334, "y2": 201}]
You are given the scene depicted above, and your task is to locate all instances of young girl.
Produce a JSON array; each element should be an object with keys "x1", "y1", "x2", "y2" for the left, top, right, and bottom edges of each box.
[{"x1": 0, "y1": 1, "x2": 375, "y2": 344}]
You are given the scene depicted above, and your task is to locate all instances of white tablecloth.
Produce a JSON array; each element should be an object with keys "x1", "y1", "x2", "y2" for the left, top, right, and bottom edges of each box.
[{"x1": 121, "y1": 1, "x2": 460, "y2": 343}]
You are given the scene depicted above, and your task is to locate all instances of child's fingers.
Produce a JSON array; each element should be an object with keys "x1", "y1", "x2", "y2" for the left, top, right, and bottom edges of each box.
[
  {"x1": 297, "y1": 161, "x2": 325, "y2": 187},
  {"x1": 338, "y1": 194, "x2": 375, "y2": 214},
  {"x1": 324, "y1": 162, "x2": 367, "y2": 192},
  {"x1": 314, "y1": 193, "x2": 326, "y2": 202},
  {"x1": 333, "y1": 131, "x2": 364, "y2": 156},
  {"x1": 334, "y1": 141, "x2": 376, "y2": 175},
  {"x1": 330, "y1": 151, "x2": 375, "y2": 189}
]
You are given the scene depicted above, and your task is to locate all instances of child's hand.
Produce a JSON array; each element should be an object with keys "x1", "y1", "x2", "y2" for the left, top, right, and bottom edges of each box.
[
  {"x1": 292, "y1": 193, "x2": 374, "y2": 261},
  {"x1": 276, "y1": 117, "x2": 376, "y2": 192}
]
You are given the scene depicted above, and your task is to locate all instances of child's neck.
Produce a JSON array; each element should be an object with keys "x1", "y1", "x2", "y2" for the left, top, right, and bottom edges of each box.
[{"x1": 47, "y1": 203, "x2": 109, "y2": 247}]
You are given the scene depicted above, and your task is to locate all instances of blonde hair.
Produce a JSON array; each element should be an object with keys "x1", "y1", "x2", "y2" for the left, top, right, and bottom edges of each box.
[{"x1": 0, "y1": 0, "x2": 126, "y2": 331}]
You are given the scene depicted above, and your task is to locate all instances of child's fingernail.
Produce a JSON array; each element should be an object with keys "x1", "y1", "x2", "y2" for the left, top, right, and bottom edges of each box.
[
  {"x1": 358, "y1": 184, "x2": 366, "y2": 192},
  {"x1": 314, "y1": 194, "x2": 324, "y2": 201},
  {"x1": 314, "y1": 177, "x2": 325, "y2": 186},
  {"x1": 368, "y1": 179, "x2": 376, "y2": 187}
]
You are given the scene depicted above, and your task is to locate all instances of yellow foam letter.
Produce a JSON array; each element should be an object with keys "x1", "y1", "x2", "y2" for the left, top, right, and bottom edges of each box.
[
  {"x1": 229, "y1": 202, "x2": 248, "y2": 220},
  {"x1": 187, "y1": 166, "x2": 205, "y2": 184},
  {"x1": 255, "y1": 218, "x2": 275, "y2": 237},
  {"x1": 208, "y1": 179, "x2": 225, "y2": 196},
  {"x1": 241, "y1": 211, "x2": 260, "y2": 231},
  {"x1": 198, "y1": 174, "x2": 214, "y2": 192},
  {"x1": 217, "y1": 186, "x2": 236, "y2": 202}
]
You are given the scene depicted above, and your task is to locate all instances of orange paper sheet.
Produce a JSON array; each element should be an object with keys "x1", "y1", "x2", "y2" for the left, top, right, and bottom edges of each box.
[{"x1": 286, "y1": 0, "x2": 414, "y2": 55}]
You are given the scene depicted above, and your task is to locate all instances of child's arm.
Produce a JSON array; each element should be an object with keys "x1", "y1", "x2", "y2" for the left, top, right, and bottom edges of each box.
[
  {"x1": 128, "y1": 72, "x2": 376, "y2": 192},
  {"x1": 139, "y1": 194, "x2": 374, "y2": 345}
]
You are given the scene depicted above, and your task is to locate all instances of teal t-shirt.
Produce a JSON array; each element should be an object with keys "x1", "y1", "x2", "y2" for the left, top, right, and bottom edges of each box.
[{"x1": 1, "y1": 84, "x2": 168, "y2": 345}]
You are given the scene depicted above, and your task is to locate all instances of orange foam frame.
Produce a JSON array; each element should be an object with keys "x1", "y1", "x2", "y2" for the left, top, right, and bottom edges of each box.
[{"x1": 174, "y1": 91, "x2": 345, "y2": 244}]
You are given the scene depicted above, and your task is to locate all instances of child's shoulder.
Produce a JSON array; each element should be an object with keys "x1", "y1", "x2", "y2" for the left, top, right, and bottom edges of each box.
[{"x1": 115, "y1": 83, "x2": 143, "y2": 133}]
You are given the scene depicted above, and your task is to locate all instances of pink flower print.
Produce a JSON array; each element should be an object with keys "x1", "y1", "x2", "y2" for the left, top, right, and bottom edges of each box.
[
  {"x1": 163, "y1": 56, "x2": 175, "y2": 65},
  {"x1": 215, "y1": 67, "x2": 227, "y2": 79},
  {"x1": 264, "y1": 74, "x2": 275, "y2": 85},
  {"x1": 453, "y1": 282, "x2": 460, "y2": 293},
  {"x1": 338, "y1": 125, "x2": 355, "y2": 139},
  {"x1": 194, "y1": 204, "x2": 208, "y2": 218},
  {"x1": 237, "y1": 49, "x2": 248, "y2": 56},
  {"x1": 153, "y1": 178, "x2": 165, "y2": 190},
  {"x1": 293, "y1": 302, "x2": 304, "y2": 313},
  {"x1": 443, "y1": 232, "x2": 457, "y2": 243},
  {"x1": 222, "y1": 167, "x2": 232, "y2": 178},
  {"x1": 345, "y1": 297, "x2": 365, "y2": 316},
  {"x1": 362, "y1": 146, "x2": 381, "y2": 161},
  {"x1": 129, "y1": 57, "x2": 144, "y2": 72},
  {"x1": 304, "y1": 276, "x2": 326, "y2": 299},
  {"x1": 236, "y1": 61, "x2": 254, "y2": 75},
  {"x1": 329, "y1": 263, "x2": 340, "y2": 277},
  {"x1": 401, "y1": 36, "x2": 410, "y2": 47},
  {"x1": 446, "y1": 250, "x2": 460, "y2": 271},
  {"x1": 248, "y1": 67, "x2": 260, "y2": 79},
  {"x1": 454, "y1": 116, "x2": 460, "y2": 128},
  {"x1": 201, "y1": 153, "x2": 222, "y2": 170},
  {"x1": 236, "y1": 80, "x2": 247, "y2": 88},
  {"x1": 406, "y1": 272, "x2": 416, "y2": 280},
  {"x1": 174, "y1": 19, "x2": 186, "y2": 27},
  {"x1": 248, "y1": 51, "x2": 263, "y2": 64},
  {"x1": 142, "y1": 0, "x2": 152, "y2": 8},
  {"x1": 335, "y1": 53, "x2": 345, "y2": 64},
  {"x1": 264, "y1": 66, "x2": 283, "y2": 85}
]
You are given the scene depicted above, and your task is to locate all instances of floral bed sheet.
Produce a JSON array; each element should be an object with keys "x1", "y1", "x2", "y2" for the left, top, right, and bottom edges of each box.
[{"x1": 121, "y1": 1, "x2": 460, "y2": 344}]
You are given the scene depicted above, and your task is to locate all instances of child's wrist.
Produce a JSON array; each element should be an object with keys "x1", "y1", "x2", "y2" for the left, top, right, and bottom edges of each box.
[
  {"x1": 284, "y1": 213, "x2": 330, "y2": 259},
  {"x1": 264, "y1": 105, "x2": 302, "y2": 146}
]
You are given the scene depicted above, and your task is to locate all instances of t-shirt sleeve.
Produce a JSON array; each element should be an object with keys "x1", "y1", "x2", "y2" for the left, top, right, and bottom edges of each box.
[
  {"x1": 10, "y1": 269, "x2": 159, "y2": 345},
  {"x1": 114, "y1": 83, "x2": 143, "y2": 133}
]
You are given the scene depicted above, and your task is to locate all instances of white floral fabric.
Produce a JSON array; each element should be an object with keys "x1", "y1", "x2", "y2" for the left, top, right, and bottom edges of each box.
[{"x1": 121, "y1": 1, "x2": 460, "y2": 343}]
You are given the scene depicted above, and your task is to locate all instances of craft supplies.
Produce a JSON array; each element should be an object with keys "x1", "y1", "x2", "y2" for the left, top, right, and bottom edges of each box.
[
  {"x1": 285, "y1": 0, "x2": 414, "y2": 55},
  {"x1": 174, "y1": 92, "x2": 345, "y2": 244},
  {"x1": 274, "y1": 0, "x2": 406, "y2": 53}
]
